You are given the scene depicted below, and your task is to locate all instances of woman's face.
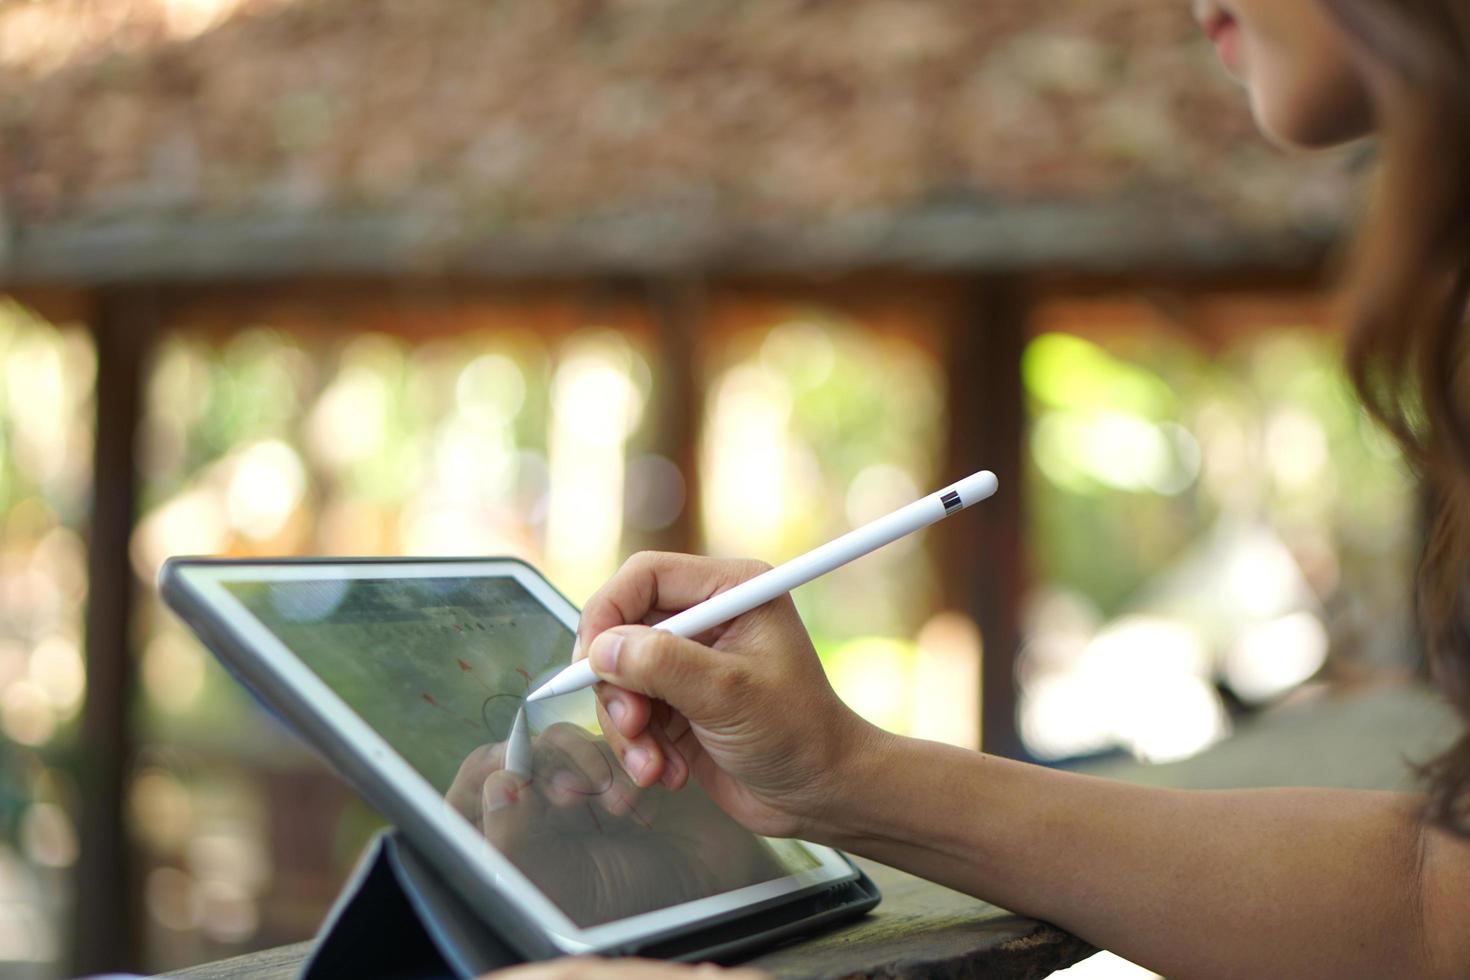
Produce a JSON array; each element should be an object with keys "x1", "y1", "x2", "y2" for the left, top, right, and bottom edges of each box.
[{"x1": 1194, "y1": 0, "x2": 1374, "y2": 147}]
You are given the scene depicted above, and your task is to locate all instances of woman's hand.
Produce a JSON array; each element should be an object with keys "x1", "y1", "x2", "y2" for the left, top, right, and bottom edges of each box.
[{"x1": 574, "y1": 552, "x2": 885, "y2": 841}]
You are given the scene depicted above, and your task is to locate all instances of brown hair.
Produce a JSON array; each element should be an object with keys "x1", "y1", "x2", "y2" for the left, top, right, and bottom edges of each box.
[{"x1": 1325, "y1": 0, "x2": 1470, "y2": 833}]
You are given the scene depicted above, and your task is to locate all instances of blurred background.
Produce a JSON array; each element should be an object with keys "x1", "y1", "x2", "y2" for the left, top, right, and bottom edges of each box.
[{"x1": 0, "y1": 0, "x2": 1423, "y2": 977}]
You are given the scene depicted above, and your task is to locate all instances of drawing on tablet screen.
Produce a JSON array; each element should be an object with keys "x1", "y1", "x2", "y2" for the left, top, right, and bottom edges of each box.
[
  {"x1": 225, "y1": 574, "x2": 637, "y2": 812},
  {"x1": 422, "y1": 662, "x2": 628, "y2": 809},
  {"x1": 215, "y1": 574, "x2": 823, "y2": 926},
  {"x1": 420, "y1": 661, "x2": 531, "y2": 743}
]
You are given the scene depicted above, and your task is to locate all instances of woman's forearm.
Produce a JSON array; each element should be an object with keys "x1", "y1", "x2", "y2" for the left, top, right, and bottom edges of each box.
[
  {"x1": 572, "y1": 555, "x2": 1470, "y2": 976},
  {"x1": 817, "y1": 733, "x2": 1470, "y2": 979}
]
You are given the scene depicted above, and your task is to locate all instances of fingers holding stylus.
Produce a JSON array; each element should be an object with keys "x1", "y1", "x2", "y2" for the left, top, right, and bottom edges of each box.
[
  {"x1": 576, "y1": 552, "x2": 772, "y2": 651},
  {"x1": 594, "y1": 690, "x2": 693, "y2": 792},
  {"x1": 595, "y1": 689, "x2": 666, "y2": 789},
  {"x1": 586, "y1": 626, "x2": 737, "y2": 721},
  {"x1": 585, "y1": 674, "x2": 653, "y2": 778},
  {"x1": 593, "y1": 679, "x2": 650, "y2": 740},
  {"x1": 560, "y1": 553, "x2": 768, "y2": 735},
  {"x1": 542, "y1": 473, "x2": 996, "y2": 707},
  {"x1": 592, "y1": 681, "x2": 690, "y2": 789},
  {"x1": 649, "y1": 701, "x2": 691, "y2": 791}
]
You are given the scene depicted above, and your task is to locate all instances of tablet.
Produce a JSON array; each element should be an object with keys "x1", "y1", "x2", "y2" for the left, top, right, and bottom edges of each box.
[{"x1": 160, "y1": 557, "x2": 878, "y2": 961}]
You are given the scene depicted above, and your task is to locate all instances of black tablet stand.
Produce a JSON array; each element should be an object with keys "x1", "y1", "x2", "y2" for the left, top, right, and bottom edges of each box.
[
  {"x1": 301, "y1": 829, "x2": 882, "y2": 979},
  {"x1": 300, "y1": 830, "x2": 520, "y2": 980}
]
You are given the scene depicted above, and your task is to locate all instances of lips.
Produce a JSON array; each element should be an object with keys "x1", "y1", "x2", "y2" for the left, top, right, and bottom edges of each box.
[
  {"x1": 1194, "y1": 0, "x2": 1242, "y2": 74},
  {"x1": 1201, "y1": 12, "x2": 1236, "y2": 45}
]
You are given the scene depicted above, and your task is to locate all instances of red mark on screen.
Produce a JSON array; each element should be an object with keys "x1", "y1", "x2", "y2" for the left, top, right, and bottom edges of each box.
[
  {"x1": 421, "y1": 692, "x2": 482, "y2": 732},
  {"x1": 455, "y1": 658, "x2": 498, "y2": 695}
]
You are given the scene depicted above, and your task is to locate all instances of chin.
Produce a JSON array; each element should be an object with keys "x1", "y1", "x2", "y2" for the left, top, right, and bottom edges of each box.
[
  {"x1": 1246, "y1": 68, "x2": 1375, "y2": 150},
  {"x1": 1250, "y1": 95, "x2": 1356, "y2": 149}
]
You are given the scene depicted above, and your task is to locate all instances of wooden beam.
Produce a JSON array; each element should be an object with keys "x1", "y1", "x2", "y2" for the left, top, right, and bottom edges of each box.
[
  {"x1": 0, "y1": 202, "x2": 1335, "y2": 287},
  {"x1": 937, "y1": 279, "x2": 1030, "y2": 760},
  {"x1": 74, "y1": 288, "x2": 156, "y2": 974},
  {"x1": 645, "y1": 279, "x2": 705, "y2": 555}
]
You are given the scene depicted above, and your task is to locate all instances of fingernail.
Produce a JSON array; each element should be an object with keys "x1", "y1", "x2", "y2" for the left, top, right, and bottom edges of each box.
[
  {"x1": 591, "y1": 632, "x2": 623, "y2": 675},
  {"x1": 571, "y1": 636, "x2": 583, "y2": 662},
  {"x1": 484, "y1": 782, "x2": 517, "y2": 814},
  {"x1": 607, "y1": 698, "x2": 628, "y2": 727},
  {"x1": 624, "y1": 747, "x2": 650, "y2": 782}
]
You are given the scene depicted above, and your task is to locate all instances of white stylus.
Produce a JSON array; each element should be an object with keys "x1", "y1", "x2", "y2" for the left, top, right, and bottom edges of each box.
[
  {"x1": 505, "y1": 705, "x2": 533, "y2": 776},
  {"x1": 525, "y1": 469, "x2": 998, "y2": 703}
]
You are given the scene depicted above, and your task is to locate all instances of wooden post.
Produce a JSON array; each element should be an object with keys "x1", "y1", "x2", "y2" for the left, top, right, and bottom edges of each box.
[
  {"x1": 645, "y1": 279, "x2": 704, "y2": 555},
  {"x1": 74, "y1": 288, "x2": 156, "y2": 974},
  {"x1": 937, "y1": 278, "x2": 1030, "y2": 759}
]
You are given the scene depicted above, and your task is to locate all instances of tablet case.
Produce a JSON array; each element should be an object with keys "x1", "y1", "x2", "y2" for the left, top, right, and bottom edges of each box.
[
  {"x1": 301, "y1": 829, "x2": 883, "y2": 979},
  {"x1": 301, "y1": 830, "x2": 519, "y2": 980}
]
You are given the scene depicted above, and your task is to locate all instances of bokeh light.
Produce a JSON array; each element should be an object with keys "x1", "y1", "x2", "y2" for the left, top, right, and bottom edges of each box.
[
  {"x1": 1020, "y1": 301, "x2": 1413, "y2": 763},
  {"x1": 545, "y1": 332, "x2": 649, "y2": 602},
  {"x1": 0, "y1": 301, "x2": 92, "y2": 975},
  {"x1": 702, "y1": 311, "x2": 952, "y2": 737},
  {"x1": 114, "y1": 316, "x2": 676, "y2": 968},
  {"x1": 0, "y1": 1, "x2": 1407, "y2": 976}
]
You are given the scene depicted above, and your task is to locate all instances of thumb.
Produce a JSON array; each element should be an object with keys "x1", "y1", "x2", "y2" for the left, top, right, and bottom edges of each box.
[{"x1": 587, "y1": 626, "x2": 734, "y2": 720}]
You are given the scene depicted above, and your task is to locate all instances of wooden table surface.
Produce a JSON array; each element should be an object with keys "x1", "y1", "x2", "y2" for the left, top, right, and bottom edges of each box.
[{"x1": 163, "y1": 859, "x2": 1096, "y2": 980}]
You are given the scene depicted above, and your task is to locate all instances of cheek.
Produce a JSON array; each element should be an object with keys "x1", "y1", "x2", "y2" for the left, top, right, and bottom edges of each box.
[{"x1": 1239, "y1": 12, "x2": 1374, "y2": 147}]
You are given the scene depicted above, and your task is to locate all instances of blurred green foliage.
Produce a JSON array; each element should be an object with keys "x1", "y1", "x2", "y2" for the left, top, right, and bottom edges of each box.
[{"x1": 1026, "y1": 325, "x2": 1411, "y2": 624}]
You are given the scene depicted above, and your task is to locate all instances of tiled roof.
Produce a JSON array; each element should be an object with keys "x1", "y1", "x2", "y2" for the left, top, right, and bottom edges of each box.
[{"x1": 0, "y1": 0, "x2": 1360, "y2": 278}]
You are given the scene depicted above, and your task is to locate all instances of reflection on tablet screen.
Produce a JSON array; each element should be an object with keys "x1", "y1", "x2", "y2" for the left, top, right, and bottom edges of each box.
[{"x1": 222, "y1": 575, "x2": 820, "y2": 927}]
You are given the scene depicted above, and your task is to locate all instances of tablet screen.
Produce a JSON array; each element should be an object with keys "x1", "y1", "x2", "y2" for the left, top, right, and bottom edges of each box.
[{"x1": 219, "y1": 573, "x2": 823, "y2": 928}]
